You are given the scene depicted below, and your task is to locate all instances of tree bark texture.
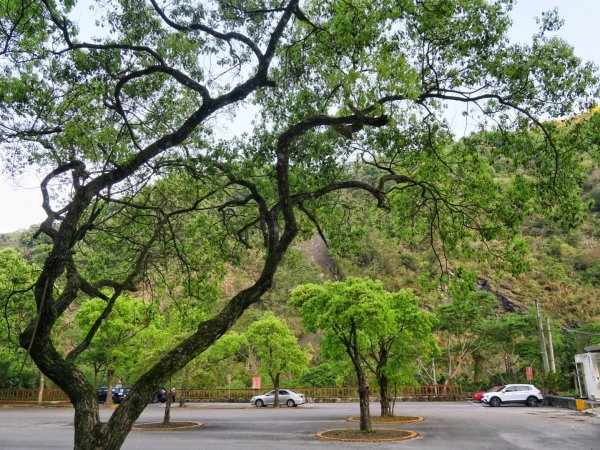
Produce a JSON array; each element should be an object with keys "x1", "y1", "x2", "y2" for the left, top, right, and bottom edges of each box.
[
  {"x1": 163, "y1": 390, "x2": 172, "y2": 424},
  {"x1": 346, "y1": 322, "x2": 372, "y2": 432},
  {"x1": 273, "y1": 373, "x2": 280, "y2": 408},
  {"x1": 378, "y1": 373, "x2": 391, "y2": 417},
  {"x1": 358, "y1": 377, "x2": 372, "y2": 432},
  {"x1": 375, "y1": 344, "x2": 391, "y2": 417}
]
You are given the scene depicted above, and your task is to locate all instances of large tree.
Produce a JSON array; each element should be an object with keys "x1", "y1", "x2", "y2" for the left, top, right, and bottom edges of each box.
[{"x1": 0, "y1": 1, "x2": 597, "y2": 448}]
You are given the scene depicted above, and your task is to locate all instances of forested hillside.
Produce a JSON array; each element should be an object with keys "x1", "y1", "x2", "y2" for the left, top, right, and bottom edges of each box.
[{"x1": 2, "y1": 149, "x2": 599, "y2": 393}]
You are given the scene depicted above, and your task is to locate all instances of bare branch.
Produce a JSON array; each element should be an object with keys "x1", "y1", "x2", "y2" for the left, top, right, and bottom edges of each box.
[{"x1": 148, "y1": 0, "x2": 263, "y2": 61}]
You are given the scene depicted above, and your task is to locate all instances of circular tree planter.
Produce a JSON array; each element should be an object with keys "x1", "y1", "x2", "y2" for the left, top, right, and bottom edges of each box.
[
  {"x1": 347, "y1": 415, "x2": 424, "y2": 424},
  {"x1": 316, "y1": 429, "x2": 418, "y2": 442},
  {"x1": 132, "y1": 421, "x2": 204, "y2": 432}
]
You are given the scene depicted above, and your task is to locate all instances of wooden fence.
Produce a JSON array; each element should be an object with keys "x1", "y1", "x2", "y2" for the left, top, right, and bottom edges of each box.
[
  {"x1": 178, "y1": 384, "x2": 462, "y2": 401},
  {"x1": 0, "y1": 388, "x2": 69, "y2": 403},
  {"x1": 0, "y1": 384, "x2": 462, "y2": 404}
]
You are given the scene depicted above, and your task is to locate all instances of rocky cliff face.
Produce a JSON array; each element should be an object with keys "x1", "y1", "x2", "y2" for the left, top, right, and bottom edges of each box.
[
  {"x1": 296, "y1": 234, "x2": 527, "y2": 312},
  {"x1": 476, "y1": 278, "x2": 524, "y2": 313},
  {"x1": 296, "y1": 234, "x2": 339, "y2": 280}
]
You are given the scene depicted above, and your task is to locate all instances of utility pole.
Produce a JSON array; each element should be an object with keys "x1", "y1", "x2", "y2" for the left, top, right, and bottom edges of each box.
[
  {"x1": 535, "y1": 300, "x2": 550, "y2": 374},
  {"x1": 432, "y1": 358, "x2": 438, "y2": 396},
  {"x1": 547, "y1": 317, "x2": 556, "y2": 373}
]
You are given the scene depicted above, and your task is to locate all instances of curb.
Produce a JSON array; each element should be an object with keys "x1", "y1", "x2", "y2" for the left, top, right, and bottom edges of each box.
[{"x1": 132, "y1": 421, "x2": 204, "y2": 432}]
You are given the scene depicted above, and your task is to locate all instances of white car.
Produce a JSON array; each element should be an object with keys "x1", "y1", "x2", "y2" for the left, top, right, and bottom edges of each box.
[
  {"x1": 481, "y1": 384, "x2": 543, "y2": 407},
  {"x1": 250, "y1": 389, "x2": 306, "y2": 407}
]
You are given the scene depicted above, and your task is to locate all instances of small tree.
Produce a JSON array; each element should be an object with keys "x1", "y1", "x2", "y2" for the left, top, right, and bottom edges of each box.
[
  {"x1": 74, "y1": 296, "x2": 157, "y2": 405},
  {"x1": 246, "y1": 313, "x2": 307, "y2": 408},
  {"x1": 479, "y1": 311, "x2": 538, "y2": 382}
]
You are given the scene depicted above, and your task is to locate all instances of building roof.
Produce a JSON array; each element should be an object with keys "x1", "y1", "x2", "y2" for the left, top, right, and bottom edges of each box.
[{"x1": 584, "y1": 343, "x2": 600, "y2": 353}]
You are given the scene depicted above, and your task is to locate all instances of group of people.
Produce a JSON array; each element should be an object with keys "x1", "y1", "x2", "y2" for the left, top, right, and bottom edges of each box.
[{"x1": 153, "y1": 387, "x2": 176, "y2": 403}]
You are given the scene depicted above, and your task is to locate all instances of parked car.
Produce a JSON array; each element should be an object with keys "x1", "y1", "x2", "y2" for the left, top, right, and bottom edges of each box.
[
  {"x1": 250, "y1": 389, "x2": 306, "y2": 407},
  {"x1": 97, "y1": 386, "x2": 131, "y2": 404},
  {"x1": 97, "y1": 387, "x2": 107, "y2": 402},
  {"x1": 481, "y1": 384, "x2": 543, "y2": 407},
  {"x1": 472, "y1": 386, "x2": 503, "y2": 402},
  {"x1": 116, "y1": 386, "x2": 131, "y2": 403}
]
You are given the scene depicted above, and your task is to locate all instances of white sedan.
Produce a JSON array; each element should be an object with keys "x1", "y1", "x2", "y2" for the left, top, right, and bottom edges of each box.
[{"x1": 250, "y1": 389, "x2": 306, "y2": 407}]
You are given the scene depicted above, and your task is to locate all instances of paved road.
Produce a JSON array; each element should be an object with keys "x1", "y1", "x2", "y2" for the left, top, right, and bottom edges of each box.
[{"x1": 0, "y1": 401, "x2": 598, "y2": 449}]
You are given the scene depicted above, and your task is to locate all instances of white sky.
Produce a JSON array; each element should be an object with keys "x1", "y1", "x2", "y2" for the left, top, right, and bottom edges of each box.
[{"x1": 1, "y1": 0, "x2": 599, "y2": 234}]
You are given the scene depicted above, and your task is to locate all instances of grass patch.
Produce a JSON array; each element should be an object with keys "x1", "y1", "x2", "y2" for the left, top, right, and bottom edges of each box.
[
  {"x1": 317, "y1": 429, "x2": 417, "y2": 442},
  {"x1": 132, "y1": 421, "x2": 203, "y2": 431}
]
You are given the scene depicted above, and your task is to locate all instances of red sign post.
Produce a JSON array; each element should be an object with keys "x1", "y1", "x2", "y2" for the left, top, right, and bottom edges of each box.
[
  {"x1": 227, "y1": 373, "x2": 231, "y2": 399},
  {"x1": 525, "y1": 366, "x2": 533, "y2": 381},
  {"x1": 252, "y1": 376, "x2": 261, "y2": 390}
]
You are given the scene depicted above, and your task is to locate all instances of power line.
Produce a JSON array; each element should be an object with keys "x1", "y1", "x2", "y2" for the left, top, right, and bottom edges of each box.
[{"x1": 558, "y1": 325, "x2": 600, "y2": 337}]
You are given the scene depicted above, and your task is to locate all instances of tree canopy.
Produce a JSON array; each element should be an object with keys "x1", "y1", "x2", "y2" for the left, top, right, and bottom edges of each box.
[
  {"x1": 0, "y1": 248, "x2": 38, "y2": 387},
  {"x1": 0, "y1": 0, "x2": 598, "y2": 448}
]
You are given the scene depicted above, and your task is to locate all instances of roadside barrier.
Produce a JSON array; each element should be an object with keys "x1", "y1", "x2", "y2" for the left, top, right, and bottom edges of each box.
[
  {"x1": 0, "y1": 387, "x2": 69, "y2": 403},
  {"x1": 0, "y1": 384, "x2": 462, "y2": 404},
  {"x1": 177, "y1": 385, "x2": 462, "y2": 402}
]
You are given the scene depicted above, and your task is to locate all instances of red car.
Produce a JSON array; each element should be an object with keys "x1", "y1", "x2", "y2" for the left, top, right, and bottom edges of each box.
[{"x1": 473, "y1": 386, "x2": 503, "y2": 402}]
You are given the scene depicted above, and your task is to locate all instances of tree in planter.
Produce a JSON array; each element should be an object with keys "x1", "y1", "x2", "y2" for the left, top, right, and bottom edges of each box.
[
  {"x1": 290, "y1": 278, "x2": 380, "y2": 431},
  {"x1": 1, "y1": 0, "x2": 597, "y2": 448},
  {"x1": 290, "y1": 278, "x2": 436, "y2": 429},
  {"x1": 246, "y1": 313, "x2": 307, "y2": 408}
]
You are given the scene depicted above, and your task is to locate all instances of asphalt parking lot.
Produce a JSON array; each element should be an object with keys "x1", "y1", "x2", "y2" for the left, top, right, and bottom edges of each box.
[{"x1": 0, "y1": 401, "x2": 598, "y2": 449}]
